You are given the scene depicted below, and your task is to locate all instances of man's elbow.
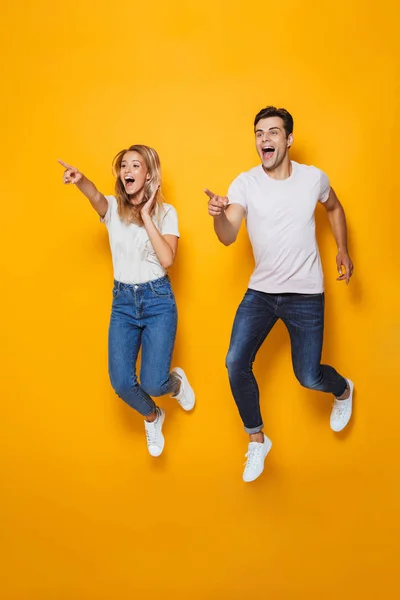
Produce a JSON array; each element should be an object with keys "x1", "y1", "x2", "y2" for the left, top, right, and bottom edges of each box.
[
  {"x1": 327, "y1": 203, "x2": 344, "y2": 214},
  {"x1": 219, "y1": 235, "x2": 237, "y2": 246}
]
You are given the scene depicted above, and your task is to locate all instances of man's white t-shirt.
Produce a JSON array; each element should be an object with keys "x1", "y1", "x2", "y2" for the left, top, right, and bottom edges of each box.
[
  {"x1": 101, "y1": 195, "x2": 180, "y2": 284},
  {"x1": 228, "y1": 161, "x2": 330, "y2": 294}
]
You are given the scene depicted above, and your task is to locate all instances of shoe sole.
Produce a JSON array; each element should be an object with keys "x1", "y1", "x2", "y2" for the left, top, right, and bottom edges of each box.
[
  {"x1": 243, "y1": 437, "x2": 273, "y2": 483},
  {"x1": 147, "y1": 409, "x2": 165, "y2": 457},
  {"x1": 172, "y1": 367, "x2": 195, "y2": 411}
]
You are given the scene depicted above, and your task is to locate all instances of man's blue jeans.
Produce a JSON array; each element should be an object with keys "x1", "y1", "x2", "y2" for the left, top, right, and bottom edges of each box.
[{"x1": 226, "y1": 290, "x2": 347, "y2": 433}]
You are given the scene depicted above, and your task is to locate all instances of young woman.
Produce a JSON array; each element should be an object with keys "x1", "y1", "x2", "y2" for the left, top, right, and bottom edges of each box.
[{"x1": 58, "y1": 145, "x2": 195, "y2": 457}]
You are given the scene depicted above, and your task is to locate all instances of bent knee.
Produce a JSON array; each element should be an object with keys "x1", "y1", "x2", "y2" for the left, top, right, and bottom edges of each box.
[
  {"x1": 226, "y1": 350, "x2": 249, "y2": 377},
  {"x1": 140, "y1": 378, "x2": 169, "y2": 398},
  {"x1": 295, "y1": 371, "x2": 321, "y2": 390},
  {"x1": 110, "y1": 374, "x2": 137, "y2": 400}
]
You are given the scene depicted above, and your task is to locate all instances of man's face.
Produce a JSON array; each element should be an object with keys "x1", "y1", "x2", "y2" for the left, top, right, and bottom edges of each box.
[{"x1": 255, "y1": 116, "x2": 293, "y2": 171}]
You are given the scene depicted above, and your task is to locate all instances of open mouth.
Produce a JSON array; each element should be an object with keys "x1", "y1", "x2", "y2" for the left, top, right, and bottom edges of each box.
[
  {"x1": 124, "y1": 176, "x2": 135, "y2": 191},
  {"x1": 262, "y1": 146, "x2": 275, "y2": 160}
]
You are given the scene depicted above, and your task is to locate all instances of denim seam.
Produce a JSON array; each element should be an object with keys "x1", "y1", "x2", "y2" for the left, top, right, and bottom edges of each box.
[
  {"x1": 164, "y1": 306, "x2": 178, "y2": 395},
  {"x1": 139, "y1": 298, "x2": 177, "y2": 398},
  {"x1": 149, "y1": 280, "x2": 171, "y2": 298},
  {"x1": 127, "y1": 334, "x2": 156, "y2": 415},
  {"x1": 322, "y1": 371, "x2": 347, "y2": 397},
  {"x1": 244, "y1": 314, "x2": 278, "y2": 430}
]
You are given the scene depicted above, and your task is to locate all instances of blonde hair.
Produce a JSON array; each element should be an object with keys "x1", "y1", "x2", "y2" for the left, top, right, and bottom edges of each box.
[{"x1": 112, "y1": 144, "x2": 164, "y2": 226}]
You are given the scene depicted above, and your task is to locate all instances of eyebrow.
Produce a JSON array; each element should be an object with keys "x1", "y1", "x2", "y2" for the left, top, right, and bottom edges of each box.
[{"x1": 255, "y1": 126, "x2": 282, "y2": 133}]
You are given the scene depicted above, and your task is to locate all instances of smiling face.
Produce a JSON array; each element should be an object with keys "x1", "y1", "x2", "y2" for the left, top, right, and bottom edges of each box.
[
  {"x1": 255, "y1": 116, "x2": 293, "y2": 172},
  {"x1": 119, "y1": 151, "x2": 150, "y2": 202}
]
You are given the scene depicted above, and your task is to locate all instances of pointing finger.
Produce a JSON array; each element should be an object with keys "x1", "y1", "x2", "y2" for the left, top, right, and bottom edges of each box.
[
  {"x1": 204, "y1": 188, "x2": 215, "y2": 199},
  {"x1": 58, "y1": 159, "x2": 74, "y2": 170}
]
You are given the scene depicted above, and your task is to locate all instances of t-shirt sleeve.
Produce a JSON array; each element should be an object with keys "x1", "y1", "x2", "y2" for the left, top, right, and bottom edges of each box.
[
  {"x1": 319, "y1": 171, "x2": 331, "y2": 203},
  {"x1": 227, "y1": 175, "x2": 247, "y2": 211},
  {"x1": 161, "y1": 205, "x2": 180, "y2": 237},
  {"x1": 100, "y1": 195, "x2": 115, "y2": 224}
]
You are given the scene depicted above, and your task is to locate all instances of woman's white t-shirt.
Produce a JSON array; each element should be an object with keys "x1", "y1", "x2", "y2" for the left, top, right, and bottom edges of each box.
[{"x1": 101, "y1": 195, "x2": 180, "y2": 284}]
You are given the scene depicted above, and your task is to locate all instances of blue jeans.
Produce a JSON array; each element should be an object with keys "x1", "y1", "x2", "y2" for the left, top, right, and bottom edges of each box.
[
  {"x1": 108, "y1": 276, "x2": 179, "y2": 417},
  {"x1": 226, "y1": 289, "x2": 347, "y2": 433}
]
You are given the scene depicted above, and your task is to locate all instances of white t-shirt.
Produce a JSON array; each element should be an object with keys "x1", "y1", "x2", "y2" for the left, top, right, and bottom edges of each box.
[
  {"x1": 228, "y1": 161, "x2": 330, "y2": 294},
  {"x1": 101, "y1": 195, "x2": 180, "y2": 284}
]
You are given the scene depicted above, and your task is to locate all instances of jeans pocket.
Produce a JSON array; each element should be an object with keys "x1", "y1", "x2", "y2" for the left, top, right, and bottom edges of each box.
[
  {"x1": 112, "y1": 286, "x2": 120, "y2": 298},
  {"x1": 150, "y1": 280, "x2": 172, "y2": 297}
]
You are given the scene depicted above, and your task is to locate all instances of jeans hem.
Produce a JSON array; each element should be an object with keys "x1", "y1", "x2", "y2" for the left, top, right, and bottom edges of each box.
[
  {"x1": 244, "y1": 424, "x2": 264, "y2": 434},
  {"x1": 335, "y1": 377, "x2": 349, "y2": 398},
  {"x1": 143, "y1": 404, "x2": 158, "y2": 418}
]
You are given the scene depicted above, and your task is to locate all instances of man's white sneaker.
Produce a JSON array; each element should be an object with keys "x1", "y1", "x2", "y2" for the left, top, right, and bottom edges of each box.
[
  {"x1": 243, "y1": 434, "x2": 272, "y2": 483},
  {"x1": 171, "y1": 367, "x2": 195, "y2": 411},
  {"x1": 144, "y1": 407, "x2": 165, "y2": 457},
  {"x1": 330, "y1": 379, "x2": 354, "y2": 432}
]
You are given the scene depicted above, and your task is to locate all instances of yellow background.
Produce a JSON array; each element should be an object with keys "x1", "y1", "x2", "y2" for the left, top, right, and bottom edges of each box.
[{"x1": 1, "y1": 1, "x2": 399, "y2": 598}]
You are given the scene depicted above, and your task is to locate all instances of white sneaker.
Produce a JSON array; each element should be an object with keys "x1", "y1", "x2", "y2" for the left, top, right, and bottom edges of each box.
[
  {"x1": 144, "y1": 407, "x2": 165, "y2": 457},
  {"x1": 330, "y1": 379, "x2": 354, "y2": 432},
  {"x1": 243, "y1": 434, "x2": 272, "y2": 483},
  {"x1": 171, "y1": 367, "x2": 195, "y2": 411}
]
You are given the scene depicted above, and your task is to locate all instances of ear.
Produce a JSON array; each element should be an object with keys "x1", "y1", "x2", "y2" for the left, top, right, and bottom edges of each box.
[{"x1": 287, "y1": 133, "x2": 294, "y2": 149}]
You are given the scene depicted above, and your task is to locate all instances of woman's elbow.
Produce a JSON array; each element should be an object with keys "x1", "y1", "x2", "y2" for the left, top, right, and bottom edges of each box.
[{"x1": 160, "y1": 256, "x2": 175, "y2": 269}]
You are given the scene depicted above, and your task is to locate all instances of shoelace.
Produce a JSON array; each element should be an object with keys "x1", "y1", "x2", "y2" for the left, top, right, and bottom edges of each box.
[
  {"x1": 333, "y1": 399, "x2": 348, "y2": 416},
  {"x1": 145, "y1": 420, "x2": 158, "y2": 446},
  {"x1": 244, "y1": 444, "x2": 264, "y2": 467}
]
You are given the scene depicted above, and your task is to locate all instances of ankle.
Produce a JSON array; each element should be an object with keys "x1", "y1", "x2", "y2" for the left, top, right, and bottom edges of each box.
[
  {"x1": 250, "y1": 432, "x2": 264, "y2": 443},
  {"x1": 337, "y1": 385, "x2": 350, "y2": 401},
  {"x1": 145, "y1": 409, "x2": 158, "y2": 423},
  {"x1": 171, "y1": 374, "x2": 181, "y2": 396}
]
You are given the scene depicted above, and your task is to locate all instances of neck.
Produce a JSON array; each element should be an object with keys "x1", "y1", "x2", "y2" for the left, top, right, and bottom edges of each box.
[
  {"x1": 128, "y1": 189, "x2": 146, "y2": 206},
  {"x1": 262, "y1": 155, "x2": 292, "y2": 180}
]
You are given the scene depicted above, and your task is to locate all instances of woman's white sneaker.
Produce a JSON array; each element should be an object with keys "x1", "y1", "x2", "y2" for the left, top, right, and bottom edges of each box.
[
  {"x1": 243, "y1": 434, "x2": 272, "y2": 483},
  {"x1": 171, "y1": 367, "x2": 195, "y2": 411},
  {"x1": 330, "y1": 379, "x2": 354, "y2": 432},
  {"x1": 144, "y1": 407, "x2": 165, "y2": 456}
]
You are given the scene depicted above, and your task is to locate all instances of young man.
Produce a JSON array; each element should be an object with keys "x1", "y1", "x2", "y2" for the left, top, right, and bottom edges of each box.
[{"x1": 205, "y1": 106, "x2": 354, "y2": 483}]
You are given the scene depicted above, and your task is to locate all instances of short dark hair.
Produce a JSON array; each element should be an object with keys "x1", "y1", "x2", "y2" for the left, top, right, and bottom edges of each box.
[{"x1": 254, "y1": 106, "x2": 294, "y2": 137}]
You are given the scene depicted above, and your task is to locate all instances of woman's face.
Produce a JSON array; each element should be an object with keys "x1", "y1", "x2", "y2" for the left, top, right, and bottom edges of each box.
[{"x1": 119, "y1": 151, "x2": 150, "y2": 202}]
